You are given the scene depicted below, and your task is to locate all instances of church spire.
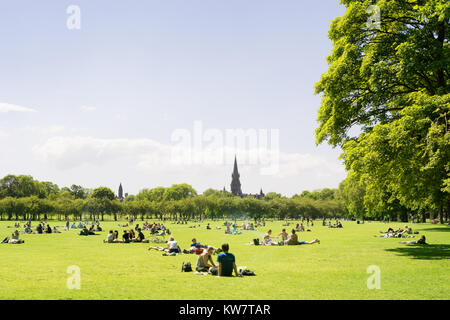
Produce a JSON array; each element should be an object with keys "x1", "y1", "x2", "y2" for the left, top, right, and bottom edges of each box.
[
  {"x1": 118, "y1": 183, "x2": 123, "y2": 199},
  {"x1": 231, "y1": 155, "x2": 243, "y2": 197}
]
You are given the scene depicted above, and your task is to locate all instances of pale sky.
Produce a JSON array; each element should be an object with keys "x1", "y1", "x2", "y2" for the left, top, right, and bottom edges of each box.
[{"x1": 0, "y1": 0, "x2": 347, "y2": 196}]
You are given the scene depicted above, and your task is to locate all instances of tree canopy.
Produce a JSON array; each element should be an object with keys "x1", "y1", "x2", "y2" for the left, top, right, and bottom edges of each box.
[{"x1": 315, "y1": 0, "x2": 449, "y2": 222}]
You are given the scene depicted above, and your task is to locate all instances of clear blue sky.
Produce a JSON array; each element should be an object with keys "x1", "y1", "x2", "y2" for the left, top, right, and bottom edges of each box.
[{"x1": 0, "y1": 0, "x2": 347, "y2": 196}]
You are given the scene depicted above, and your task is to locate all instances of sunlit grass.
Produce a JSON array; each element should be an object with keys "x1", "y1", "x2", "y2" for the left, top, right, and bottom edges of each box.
[{"x1": 0, "y1": 220, "x2": 448, "y2": 300}]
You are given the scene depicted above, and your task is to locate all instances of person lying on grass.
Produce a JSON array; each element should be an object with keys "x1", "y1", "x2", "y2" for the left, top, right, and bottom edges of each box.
[
  {"x1": 284, "y1": 229, "x2": 320, "y2": 245},
  {"x1": 399, "y1": 235, "x2": 427, "y2": 245},
  {"x1": 217, "y1": 243, "x2": 241, "y2": 277},
  {"x1": 184, "y1": 238, "x2": 218, "y2": 254},
  {"x1": 196, "y1": 246, "x2": 218, "y2": 274},
  {"x1": 148, "y1": 236, "x2": 181, "y2": 253},
  {"x1": 375, "y1": 229, "x2": 414, "y2": 238},
  {"x1": 1, "y1": 230, "x2": 25, "y2": 244}
]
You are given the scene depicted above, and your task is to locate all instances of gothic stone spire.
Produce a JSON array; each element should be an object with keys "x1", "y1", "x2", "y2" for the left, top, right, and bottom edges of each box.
[
  {"x1": 118, "y1": 183, "x2": 123, "y2": 199},
  {"x1": 231, "y1": 156, "x2": 242, "y2": 197}
]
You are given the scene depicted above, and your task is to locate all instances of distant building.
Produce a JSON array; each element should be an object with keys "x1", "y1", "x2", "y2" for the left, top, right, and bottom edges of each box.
[
  {"x1": 117, "y1": 183, "x2": 125, "y2": 202},
  {"x1": 231, "y1": 156, "x2": 243, "y2": 197},
  {"x1": 228, "y1": 155, "x2": 265, "y2": 200}
]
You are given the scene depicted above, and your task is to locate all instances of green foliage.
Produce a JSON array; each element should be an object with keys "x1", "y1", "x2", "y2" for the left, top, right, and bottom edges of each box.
[
  {"x1": 91, "y1": 187, "x2": 115, "y2": 201},
  {"x1": 316, "y1": 0, "x2": 449, "y2": 221}
]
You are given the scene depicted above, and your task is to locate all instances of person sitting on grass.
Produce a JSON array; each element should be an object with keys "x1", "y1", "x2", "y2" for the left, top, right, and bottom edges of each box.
[
  {"x1": 122, "y1": 230, "x2": 131, "y2": 243},
  {"x1": 399, "y1": 235, "x2": 427, "y2": 245},
  {"x1": 231, "y1": 225, "x2": 242, "y2": 235},
  {"x1": 44, "y1": 224, "x2": 52, "y2": 234},
  {"x1": 24, "y1": 224, "x2": 32, "y2": 234},
  {"x1": 278, "y1": 229, "x2": 289, "y2": 243},
  {"x1": 3, "y1": 230, "x2": 25, "y2": 244},
  {"x1": 225, "y1": 225, "x2": 231, "y2": 234},
  {"x1": 79, "y1": 226, "x2": 91, "y2": 236},
  {"x1": 262, "y1": 230, "x2": 278, "y2": 245},
  {"x1": 52, "y1": 227, "x2": 61, "y2": 233},
  {"x1": 190, "y1": 238, "x2": 207, "y2": 250},
  {"x1": 133, "y1": 228, "x2": 147, "y2": 242},
  {"x1": 196, "y1": 246, "x2": 218, "y2": 274},
  {"x1": 284, "y1": 229, "x2": 320, "y2": 245},
  {"x1": 104, "y1": 230, "x2": 115, "y2": 243},
  {"x1": 148, "y1": 236, "x2": 180, "y2": 253},
  {"x1": 166, "y1": 236, "x2": 180, "y2": 253},
  {"x1": 217, "y1": 243, "x2": 240, "y2": 277},
  {"x1": 36, "y1": 223, "x2": 43, "y2": 234}
]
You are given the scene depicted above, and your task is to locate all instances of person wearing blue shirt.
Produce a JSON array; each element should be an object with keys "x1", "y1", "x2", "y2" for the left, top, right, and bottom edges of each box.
[
  {"x1": 216, "y1": 243, "x2": 240, "y2": 277},
  {"x1": 190, "y1": 238, "x2": 206, "y2": 249}
]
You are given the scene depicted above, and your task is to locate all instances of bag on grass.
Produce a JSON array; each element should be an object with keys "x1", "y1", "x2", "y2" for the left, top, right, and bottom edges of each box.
[
  {"x1": 239, "y1": 269, "x2": 256, "y2": 276},
  {"x1": 210, "y1": 267, "x2": 218, "y2": 276},
  {"x1": 181, "y1": 262, "x2": 192, "y2": 272}
]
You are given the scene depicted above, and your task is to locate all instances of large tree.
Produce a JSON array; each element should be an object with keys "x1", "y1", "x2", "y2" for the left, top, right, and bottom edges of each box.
[{"x1": 315, "y1": 0, "x2": 449, "y2": 222}]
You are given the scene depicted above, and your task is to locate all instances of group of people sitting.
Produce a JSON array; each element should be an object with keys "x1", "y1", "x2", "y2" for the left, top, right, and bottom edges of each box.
[
  {"x1": 225, "y1": 224, "x2": 242, "y2": 235},
  {"x1": 68, "y1": 221, "x2": 101, "y2": 230},
  {"x1": 254, "y1": 229, "x2": 320, "y2": 246},
  {"x1": 79, "y1": 224, "x2": 102, "y2": 236},
  {"x1": 148, "y1": 236, "x2": 181, "y2": 254},
  {"x1": 104, "y1": 228, "x2": 148, "y2": 243},
  {"x1": 24, "y1": 222, "x2": 61, "y2": 234},
  {"x1": 241, "y1": 222, "x2": 255, "y2": 230},
  {"x1": 195, "y1": 243, "x2": 241, "y2": 277},
  {"x1": 147, "y1": 237, "x2": 221, "y2": 256},
  {"x1": 141, "y1": 222, "x2": 170, "y2": 236},
  {"x1": 325, "y1": 220, "x2": 343, "y2": 228}
]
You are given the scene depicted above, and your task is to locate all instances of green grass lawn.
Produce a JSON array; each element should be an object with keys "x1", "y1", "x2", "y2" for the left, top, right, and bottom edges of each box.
[{"x1": 0, "y1": 220, "x2": 449, "y2": 300}]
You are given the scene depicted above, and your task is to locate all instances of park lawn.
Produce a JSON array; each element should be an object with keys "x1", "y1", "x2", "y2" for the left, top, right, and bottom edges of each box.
[{"x1": 0, "y1": 220, "x2": 448, "y2": 300}]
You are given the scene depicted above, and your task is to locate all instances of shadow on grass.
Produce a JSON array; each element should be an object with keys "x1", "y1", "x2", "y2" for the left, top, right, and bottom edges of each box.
[
  {"x1": 385, "y1": 244, "x2": 450, "y2": 260},
  {"x1": 416, "y1": 227, "x2": 450, "y2": 233}
]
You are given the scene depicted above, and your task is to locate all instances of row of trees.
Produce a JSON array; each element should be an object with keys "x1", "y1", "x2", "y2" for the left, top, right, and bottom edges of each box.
[{"x1": 0, "y1": 175, "x2": 345, "y2": 221}]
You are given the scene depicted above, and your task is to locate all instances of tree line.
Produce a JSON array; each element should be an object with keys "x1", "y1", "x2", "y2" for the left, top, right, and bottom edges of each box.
[{"x1": 0, "y1": 174, "x2": 346, "y2": 221}]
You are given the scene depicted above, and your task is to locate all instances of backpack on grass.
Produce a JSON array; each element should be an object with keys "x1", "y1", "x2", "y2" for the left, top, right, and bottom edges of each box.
[
  {"x1": 181, "y1": 262, "x2": 192, "y2": 272},
  {"x1": 239, "y1": 269, "x2": 256, "y2": 276}
]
